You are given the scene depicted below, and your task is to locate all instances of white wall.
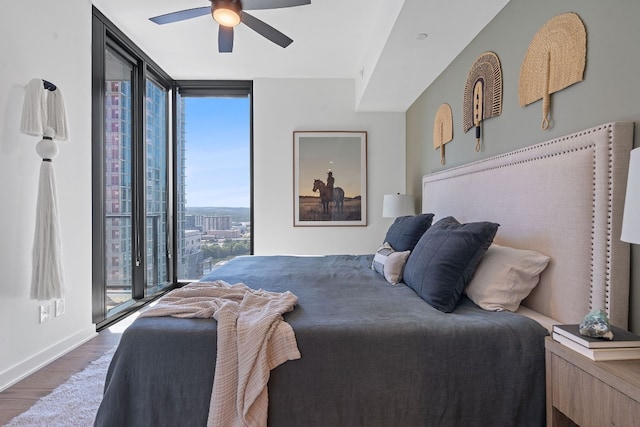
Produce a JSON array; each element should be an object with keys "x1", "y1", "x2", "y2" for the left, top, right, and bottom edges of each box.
[
  {"x1": 253, "y1": 78, "x2": 406, "y2": 255},
  {"x1": 0, "y1": 0, "x2": 95, "y2": 390}
]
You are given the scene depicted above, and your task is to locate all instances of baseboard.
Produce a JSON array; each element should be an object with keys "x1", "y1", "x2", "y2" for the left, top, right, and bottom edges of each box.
[{"x1": 0, "y1": 324, "x2": 97, "y2": 392}]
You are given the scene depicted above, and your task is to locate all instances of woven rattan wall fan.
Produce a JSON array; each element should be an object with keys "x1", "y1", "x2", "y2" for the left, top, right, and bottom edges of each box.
[
  {"x1": 519, "y1": 12, "x2": 586, "y2": 130},
  {"x1": 463, "y1": 52, "x2": 503, "y2": 151},
  {"x1": 433, "y1": 103, "x2": 453, "y2": 165}
]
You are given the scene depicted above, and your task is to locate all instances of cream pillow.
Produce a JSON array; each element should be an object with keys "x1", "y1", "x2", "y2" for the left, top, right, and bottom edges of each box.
[
  {"x1": 465, "y1": 244, "x2": 550, "y2": 312},
  {"x1": 371, "y1": 242, "x2": 411, "y2": 285}
]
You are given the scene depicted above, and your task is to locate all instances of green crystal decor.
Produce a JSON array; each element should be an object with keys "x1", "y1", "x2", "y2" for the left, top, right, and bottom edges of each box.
[{"x1": 579, "y1": 308, "x2": 614, "y2": 340}]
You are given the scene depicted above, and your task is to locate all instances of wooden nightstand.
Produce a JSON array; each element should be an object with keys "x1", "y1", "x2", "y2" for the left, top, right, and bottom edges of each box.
[{"x1": 545, "y1": 336, "x2": 640, "y2": 426}]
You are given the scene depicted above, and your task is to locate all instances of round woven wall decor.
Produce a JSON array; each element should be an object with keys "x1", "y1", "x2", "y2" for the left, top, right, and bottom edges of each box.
[
  {"x1": 462, "y1": 51, "x2": 503, "y2": 151},
  {"x1": 519, "y1": 12, "x2": 586, "y2": 129},
  {"x1": 433, "y1": 103, "x2": 453, "y2": 165}
]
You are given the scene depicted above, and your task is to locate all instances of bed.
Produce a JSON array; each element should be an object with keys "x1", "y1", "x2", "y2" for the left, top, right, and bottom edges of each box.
[{"x1": 94, "y1": 121, "x2": 633, "y2": 427}]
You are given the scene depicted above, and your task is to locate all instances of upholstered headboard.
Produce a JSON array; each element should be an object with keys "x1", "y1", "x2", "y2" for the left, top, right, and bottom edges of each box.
[{"x1": 422, "y1": 122, "x2": 633, "y2": 328}]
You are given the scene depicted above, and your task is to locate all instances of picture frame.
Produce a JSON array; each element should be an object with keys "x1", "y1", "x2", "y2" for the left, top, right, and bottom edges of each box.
[{"x1": 293, "y1": 131, "x2": 367, "y2": 226}]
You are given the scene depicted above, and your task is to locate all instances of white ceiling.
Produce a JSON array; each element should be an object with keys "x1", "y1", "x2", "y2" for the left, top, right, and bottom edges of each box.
[{"x1": 92, "y1": 0, "x2": 510, "y2": 112}]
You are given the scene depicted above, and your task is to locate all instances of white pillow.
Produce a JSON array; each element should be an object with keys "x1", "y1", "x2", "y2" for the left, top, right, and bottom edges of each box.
[
  {"x1": 465, "y1": 244, "x2": 550, "y2": 312},
  {"x1": 371, "y1": 242, "x2": 411, "y2": 285}
]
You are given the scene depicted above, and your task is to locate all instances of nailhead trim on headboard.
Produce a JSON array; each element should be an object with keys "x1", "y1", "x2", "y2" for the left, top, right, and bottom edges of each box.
[{"x1": 422, "y1": 122, "x2": 633, "y2": 327}]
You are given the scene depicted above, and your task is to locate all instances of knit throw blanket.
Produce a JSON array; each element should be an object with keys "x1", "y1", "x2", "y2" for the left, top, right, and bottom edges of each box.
[{"x1": 139, "y1": 281, "x2": 300, "y2": 427}]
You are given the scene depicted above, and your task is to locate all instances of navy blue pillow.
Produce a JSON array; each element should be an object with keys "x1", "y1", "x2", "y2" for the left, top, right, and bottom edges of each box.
[
  {"x1": 403, "y1": 216, "x2": 499, "y2": 312},
  {"x1": 383, "y1": 213, "x2": 434, "y2": 252}
]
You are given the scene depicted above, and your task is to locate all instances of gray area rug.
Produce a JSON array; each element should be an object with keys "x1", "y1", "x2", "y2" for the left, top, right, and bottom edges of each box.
[{"x1": 6, "y1": 346, "x2": 116, "y2": 427}]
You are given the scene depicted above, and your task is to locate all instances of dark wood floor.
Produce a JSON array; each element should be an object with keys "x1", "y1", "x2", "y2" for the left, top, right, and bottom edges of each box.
[{"x1": 0, "y1": 316, "x2": 133, "y2": 425}]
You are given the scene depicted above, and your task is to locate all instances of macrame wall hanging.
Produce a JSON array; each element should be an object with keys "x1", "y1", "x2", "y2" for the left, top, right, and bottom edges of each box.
[
  {"x1": 519, "y1": 12, "x2": 586, "y2": 130},
  {"x1": 463, "y1": 51, "x2": 503, "y2": 151},
  {"x1": 433, "y1": 103, "x2": 453, "y2": 165}
]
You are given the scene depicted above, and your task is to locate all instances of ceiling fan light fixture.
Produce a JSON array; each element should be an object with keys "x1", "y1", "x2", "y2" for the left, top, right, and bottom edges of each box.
[{"x1": 212, "y1": 0, "x2": 242, "y2": 27}]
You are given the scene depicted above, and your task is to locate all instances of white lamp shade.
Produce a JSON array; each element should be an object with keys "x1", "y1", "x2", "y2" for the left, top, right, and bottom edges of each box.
[
  {"x1": 382, "y1": 194, "x2": 415, "y2": 218},
  {"x1": 621, "y1": 147, "x2": 640, "y2": 244}
]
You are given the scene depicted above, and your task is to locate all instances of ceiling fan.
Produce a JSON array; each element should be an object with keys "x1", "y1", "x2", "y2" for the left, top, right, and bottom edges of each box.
[{"x1": 149, "y1": 0, "x2": 310, "y2": 53}]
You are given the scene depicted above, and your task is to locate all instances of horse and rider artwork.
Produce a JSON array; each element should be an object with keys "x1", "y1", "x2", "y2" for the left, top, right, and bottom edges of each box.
[
  {"x1": 313, "y1": 172, "x2": 344, "y2": 214},
  {"x1": 302, "y1": 170, "x2": 357, "y2": 222},
  {"x1": 293, "y1": 131, "x2": 367, "y2": 226}
]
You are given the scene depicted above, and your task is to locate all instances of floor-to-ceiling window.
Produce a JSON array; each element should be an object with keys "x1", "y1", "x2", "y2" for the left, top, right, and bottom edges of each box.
[
  {"x1": 92, "y1": 9, "x2": 253, "y2": 328},
  {"x1": 175, "y1": 82, "x2": 252, "y2": 282}
]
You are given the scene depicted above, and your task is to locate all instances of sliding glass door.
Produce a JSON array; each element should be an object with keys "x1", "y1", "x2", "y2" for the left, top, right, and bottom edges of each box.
[
  {"x1": 98, "y1": 45, "x2": 172, "y2": 319},
  {"x1": 102, "y1": 46, "x2": 135, "y2": 312},
  {"x1": 93, "y1": 10, "x2": 174, "y2": 327}
]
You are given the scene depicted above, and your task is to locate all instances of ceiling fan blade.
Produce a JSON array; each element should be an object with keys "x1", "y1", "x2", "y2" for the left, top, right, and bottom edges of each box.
[
  {"x1": 149, "y1": 6, "x2": 211, "y2": 25},
  {"x1": 218, "y1": 26, "x2": 234, "y2": 53},
  {"x1": 241, "y1": 12, "x2": 293, "y2": 48},
  {"x1": 243, "y1": 0, "x2": 310, "y2": 10}
]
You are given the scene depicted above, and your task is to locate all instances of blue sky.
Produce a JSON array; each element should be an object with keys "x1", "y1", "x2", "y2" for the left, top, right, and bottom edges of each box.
[{"x1": 183, "y1": 96, "x2": 250, "y2": 208}]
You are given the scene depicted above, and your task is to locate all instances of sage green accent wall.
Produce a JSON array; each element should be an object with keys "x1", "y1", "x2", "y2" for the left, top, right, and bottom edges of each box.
[{"x1": 406, "y1": 0, "x2": 640, "y2": 331}]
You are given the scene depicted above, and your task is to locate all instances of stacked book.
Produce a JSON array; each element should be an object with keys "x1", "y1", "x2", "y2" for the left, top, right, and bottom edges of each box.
[{"x1": 552, "y1": 324, "x2": 640, "y2": 361}]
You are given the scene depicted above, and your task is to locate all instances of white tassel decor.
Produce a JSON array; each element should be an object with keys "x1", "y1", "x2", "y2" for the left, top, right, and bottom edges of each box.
[
  {"x1": 20, "y1": 78, "x2": 70, "y2": 141},
  {"x1": 31, "y1": 130, "x2": 65, "y2": 300},
  {"x1": 21, "y1": 79, "x2": 70, "y2": 300}
]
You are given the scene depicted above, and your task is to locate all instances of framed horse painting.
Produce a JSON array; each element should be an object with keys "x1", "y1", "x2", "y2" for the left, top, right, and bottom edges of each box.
[{"x1": 293, "y1": 131, "x2": 367, "y2": 226}]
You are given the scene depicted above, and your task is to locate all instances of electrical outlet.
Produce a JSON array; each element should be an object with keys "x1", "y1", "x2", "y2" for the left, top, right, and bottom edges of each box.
[
  {"x1": 55, "y1": 299, "x2": 65, "y2": 317},
  {"x1": 39, "y1": 304, "x2": 51, "y2": 323}
]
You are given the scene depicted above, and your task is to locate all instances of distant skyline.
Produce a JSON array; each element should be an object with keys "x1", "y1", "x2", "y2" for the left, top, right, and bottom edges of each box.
[{"x1": 183, "y1": 96, "x2": 250, "y2": 207}]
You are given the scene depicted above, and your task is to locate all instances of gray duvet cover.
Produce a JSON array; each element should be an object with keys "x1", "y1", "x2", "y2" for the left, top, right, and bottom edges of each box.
[{"x1": 95, "y1": 254, "x2": 548, "y2": 427}]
